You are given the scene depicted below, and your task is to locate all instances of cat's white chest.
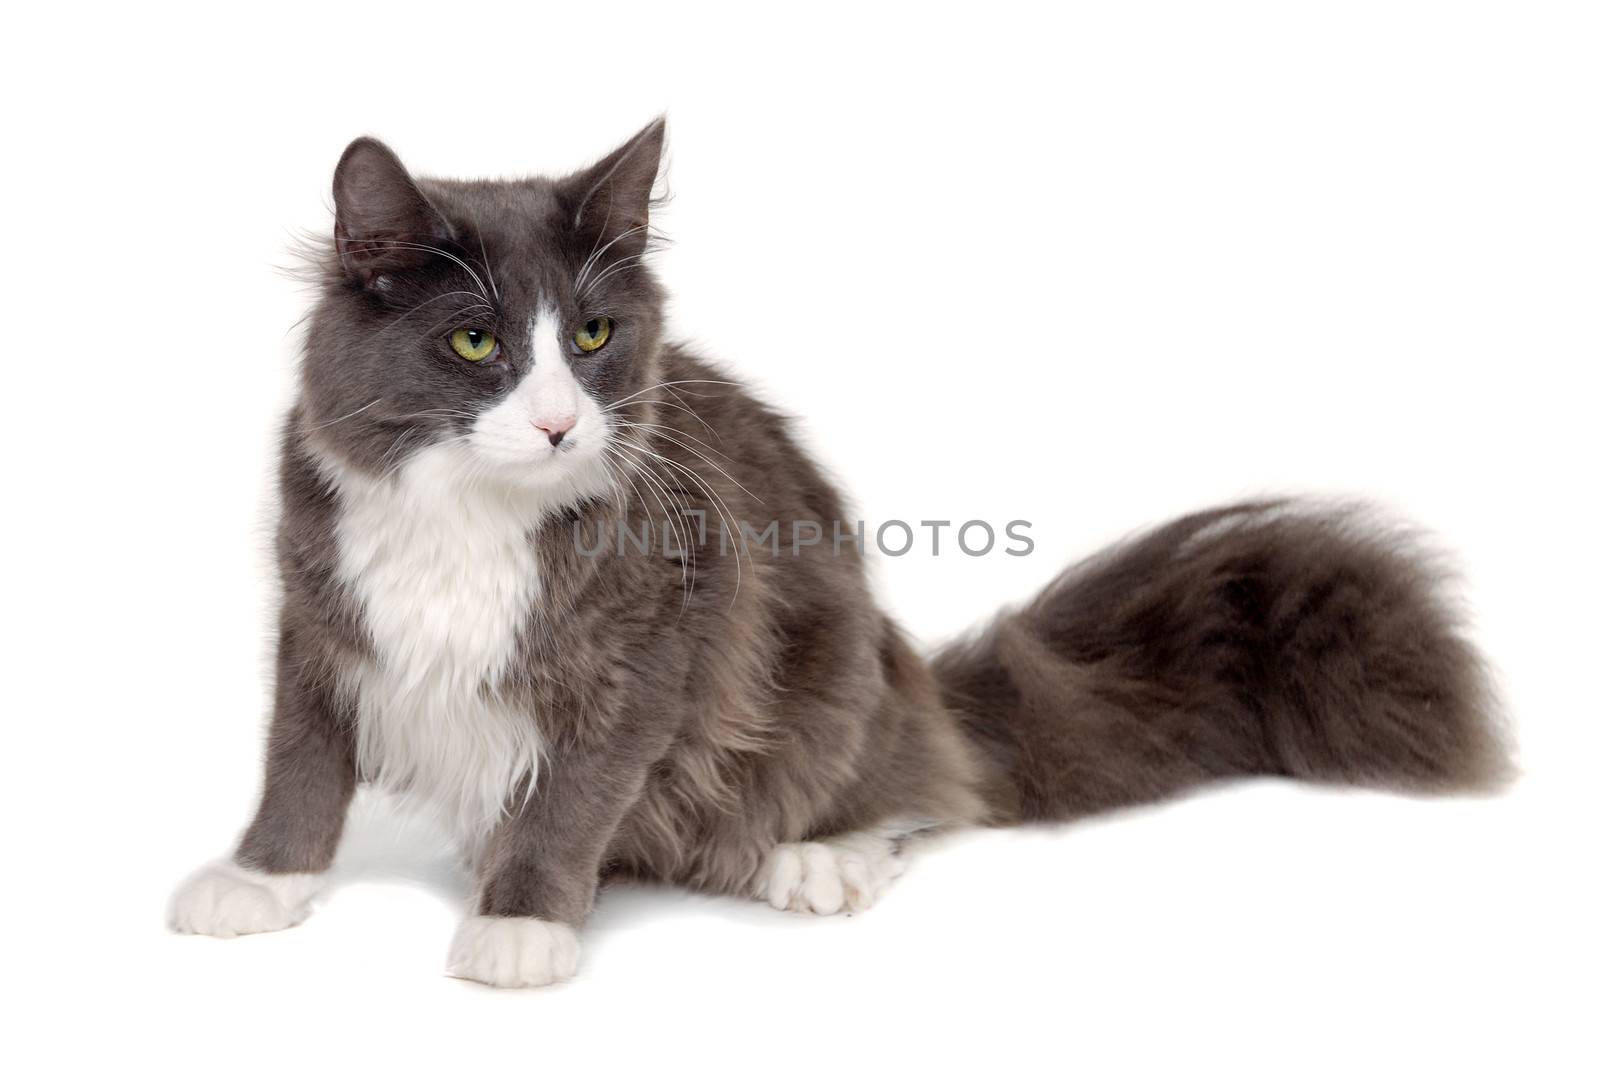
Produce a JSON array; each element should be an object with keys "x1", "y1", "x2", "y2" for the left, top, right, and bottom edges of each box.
[{"x1": 324, "y1": 443, "x2": 547, "y2": 841}]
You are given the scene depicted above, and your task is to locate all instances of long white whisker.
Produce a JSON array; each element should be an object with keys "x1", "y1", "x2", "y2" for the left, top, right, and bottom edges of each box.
[
  {"x1": 574, "y1": 224, "x2": 650, "y2": 294},
  {"x1": 611, "y1": 444, "x2": 701, "y2": 608},
  {"x1": 367, "y1": 292, "x2": 494, "y2": 342},
  {"x1": 605, "y1": 398, "x2": 722, "y2": 441},
  {"x1": 628, "y1": 420, "x2": 739, "y2": 471},
  {"x1": 571, "y1": 199, "x2": 620, "y2": 293},
  {"x1": 608, "y1": 446, "x2": 696, "y2": 611},
  {"x1": 467, "y1": 213, "x2": 501, "y2": 302},
  {"x1": 342, "y1": 240, "x2": 493, "y2": 301},
  {"x1": 620, "y1": 421, "x2": 762, "y2": 503},
  {"x1": 601, "y1": 379, "x2": 740, "y2": 413},
  {"x1": 613, "y1": 439, "x2": 748, "y2": 603},
  {"x1": 308, "y1": 396, "x2": 385, "y2": 431},
  {"x1": 580, "y1": 249, "x2": 657, "y2": 297}
]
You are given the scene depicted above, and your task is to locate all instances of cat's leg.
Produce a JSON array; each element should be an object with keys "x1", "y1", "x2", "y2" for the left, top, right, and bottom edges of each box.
[
  {"x1": 447, "y1": 746, "x2": 654, "y2": 989},
  {"x1": 169, "y1": 623, "x2": 356, "y2": 937},
  {"x1": 754, "y1": 823, "x2": 915, "y2": 916}
]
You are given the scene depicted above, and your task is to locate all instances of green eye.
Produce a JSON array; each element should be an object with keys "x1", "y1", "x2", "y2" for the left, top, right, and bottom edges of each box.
[
  {"x1": 574, "y1": 316, "x2": 613, "y2": 353},
  {"x1": 449, "y1": 328, "x2": 497, "y2": 362}
]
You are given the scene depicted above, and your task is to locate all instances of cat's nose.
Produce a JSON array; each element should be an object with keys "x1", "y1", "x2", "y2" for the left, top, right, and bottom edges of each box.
[{"x1": 534, "y1": 413, "x2": 577, "y2": 448}]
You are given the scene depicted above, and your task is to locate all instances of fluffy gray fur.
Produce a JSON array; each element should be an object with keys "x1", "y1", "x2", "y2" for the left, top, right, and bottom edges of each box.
[{"x1": 169, "y1": 119, "x2": 1510, "y2": 987}]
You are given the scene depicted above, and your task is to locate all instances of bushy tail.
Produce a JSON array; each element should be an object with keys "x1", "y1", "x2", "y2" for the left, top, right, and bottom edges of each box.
[{"x1": 932, "y1": 501, "x2": 1511, "y2": 825}]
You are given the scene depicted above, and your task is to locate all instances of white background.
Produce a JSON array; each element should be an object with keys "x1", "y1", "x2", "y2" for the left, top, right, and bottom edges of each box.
[{"x1": 3, "y1": 2, "x2": 1596, "y2": 1063}]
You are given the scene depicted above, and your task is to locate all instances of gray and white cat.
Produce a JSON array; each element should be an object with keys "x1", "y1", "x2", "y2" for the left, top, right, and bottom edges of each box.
[{"x1": 169, "y1": 119, "x2": 1508, "y2": 988}]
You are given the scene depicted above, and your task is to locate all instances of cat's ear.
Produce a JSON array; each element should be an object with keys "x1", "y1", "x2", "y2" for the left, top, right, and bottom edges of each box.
[
  {"x1": 332, "y1": 137, "x2": 450, "y2": 285},
  {"x1": 562, "y1": 117, "x2": 666, "y2": 257}
]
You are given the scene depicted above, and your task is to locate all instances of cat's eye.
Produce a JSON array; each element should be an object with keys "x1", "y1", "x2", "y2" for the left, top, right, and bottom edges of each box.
[
  {"x1": 449, "y1": 328, "x2": 498, "y2": 362},
  {"x1": 574, "y1": 317, "x2": 613, "y2": 353}
]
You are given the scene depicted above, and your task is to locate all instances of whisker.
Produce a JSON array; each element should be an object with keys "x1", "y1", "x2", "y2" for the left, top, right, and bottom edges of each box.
[
  {"x1": 612, "y1": 448, "x2": 701, "y2": 608},
  {"x1": 605, "y1": 398, "x2": 722, "y2": 441},
  {"x1": 340, "y1": 240, "x2": 494, "y2": 302},
  {"x1": 607, "y1": 446, "x2": 697, "y2": 612},
  {"x1": 579, "y1": 249, "x2": 659, "y2": 297},
  {"x1": 574, "y1": 224, "x2": 651, "y2": 294},
  {"x1": 465, "y1": 209, "x2": 502, "y2": 302},
  {"x1": 308, "y1": 396, "x2": 385, "y2": 431},
  {"x1": 571, "y1": 200, "x2": 620, "y2": 293},
  {"x1": 391, "y1": 405, "x2": 482, "y2": 423},
  {"x1": 602, "y1": 379, "x2": 740, "y2": 413},
  {"x1": 367, "y1": 294, "x2": 496, "y2": 344},
  {"x1": 627, "y1": 420, "x2": 737, "y2": 468},
  {"x1": 619, "y1": 420, "x2": 762, "y2": 503},
  {"x1": 613, "y1": 439, "x2": 749, "y2": 603}
]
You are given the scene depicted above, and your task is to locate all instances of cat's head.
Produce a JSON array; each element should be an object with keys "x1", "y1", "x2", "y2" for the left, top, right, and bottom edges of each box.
[{"x1": 299, "y1": 119, "x2": 668, "y2": 502}]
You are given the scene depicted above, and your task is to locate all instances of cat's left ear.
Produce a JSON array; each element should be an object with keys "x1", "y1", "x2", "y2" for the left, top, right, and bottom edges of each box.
[{"x1": 560, "y1": 117, "x2": 666, "y2": 258}]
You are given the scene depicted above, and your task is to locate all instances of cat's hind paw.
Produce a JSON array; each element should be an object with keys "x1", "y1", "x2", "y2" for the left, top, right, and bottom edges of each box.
[
  {"x1": 168, "y1": 861, "x2": 322, "y2": 938},
  {"x1": 447, "y1": 917, "x2": 580, "y2": 989},
  {"x1": 757, "y1": 832, "x2": 908, "y2": 916}
]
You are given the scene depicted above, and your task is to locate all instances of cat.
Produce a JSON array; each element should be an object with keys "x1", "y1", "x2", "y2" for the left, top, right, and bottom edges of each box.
[{"x1": 168, "y1": 118, "x2": 1509, "y2": 988}]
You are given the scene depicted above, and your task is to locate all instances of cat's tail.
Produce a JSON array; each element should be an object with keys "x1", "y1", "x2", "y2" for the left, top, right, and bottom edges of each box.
[{"x1": 931, "y1": 500, "x2": 1512, "y2": 825}]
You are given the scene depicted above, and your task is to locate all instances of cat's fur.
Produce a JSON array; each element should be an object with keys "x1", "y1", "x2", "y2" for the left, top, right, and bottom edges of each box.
[{"x1": 169, "y1": 119, "x2": 1510, "y2": 987}]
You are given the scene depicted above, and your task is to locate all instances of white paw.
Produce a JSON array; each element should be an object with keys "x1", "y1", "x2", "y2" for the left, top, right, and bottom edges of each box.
[
  {"x1": 757, "y1": 832, "x2": 908, "y2": 916},
  {"x1": 168, "y1": 861, "x2": 323, "y2": 938},
  {"x1": 447, "y1": 917, "x2": 580, "y2": 988}
]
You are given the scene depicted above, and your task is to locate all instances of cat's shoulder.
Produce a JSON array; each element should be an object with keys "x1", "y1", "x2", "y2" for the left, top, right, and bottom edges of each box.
[{"x1": 657, "y1": 344, "x2": 792, "y2": 437}]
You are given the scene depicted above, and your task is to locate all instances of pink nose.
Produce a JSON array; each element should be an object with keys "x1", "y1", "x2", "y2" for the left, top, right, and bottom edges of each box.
[{"x1": 534, "y1": 413, "x2": 577, "y2": 447}]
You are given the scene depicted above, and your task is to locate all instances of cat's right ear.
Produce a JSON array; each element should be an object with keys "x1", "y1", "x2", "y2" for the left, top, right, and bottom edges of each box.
[{"x1": 332, "y1": 137, "x2": 449, "y2": 285}]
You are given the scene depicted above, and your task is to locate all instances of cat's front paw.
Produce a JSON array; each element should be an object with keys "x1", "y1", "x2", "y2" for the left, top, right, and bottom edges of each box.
[
  {"x1": 168, "y1": 861, "x2": 322, "y2": 938},
  {"x1": 757, "y1": 833, "x2": 908, "y2": 916},
  {"x1": 447, "y1": 916, "x2": 580, "y2": 988}
]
